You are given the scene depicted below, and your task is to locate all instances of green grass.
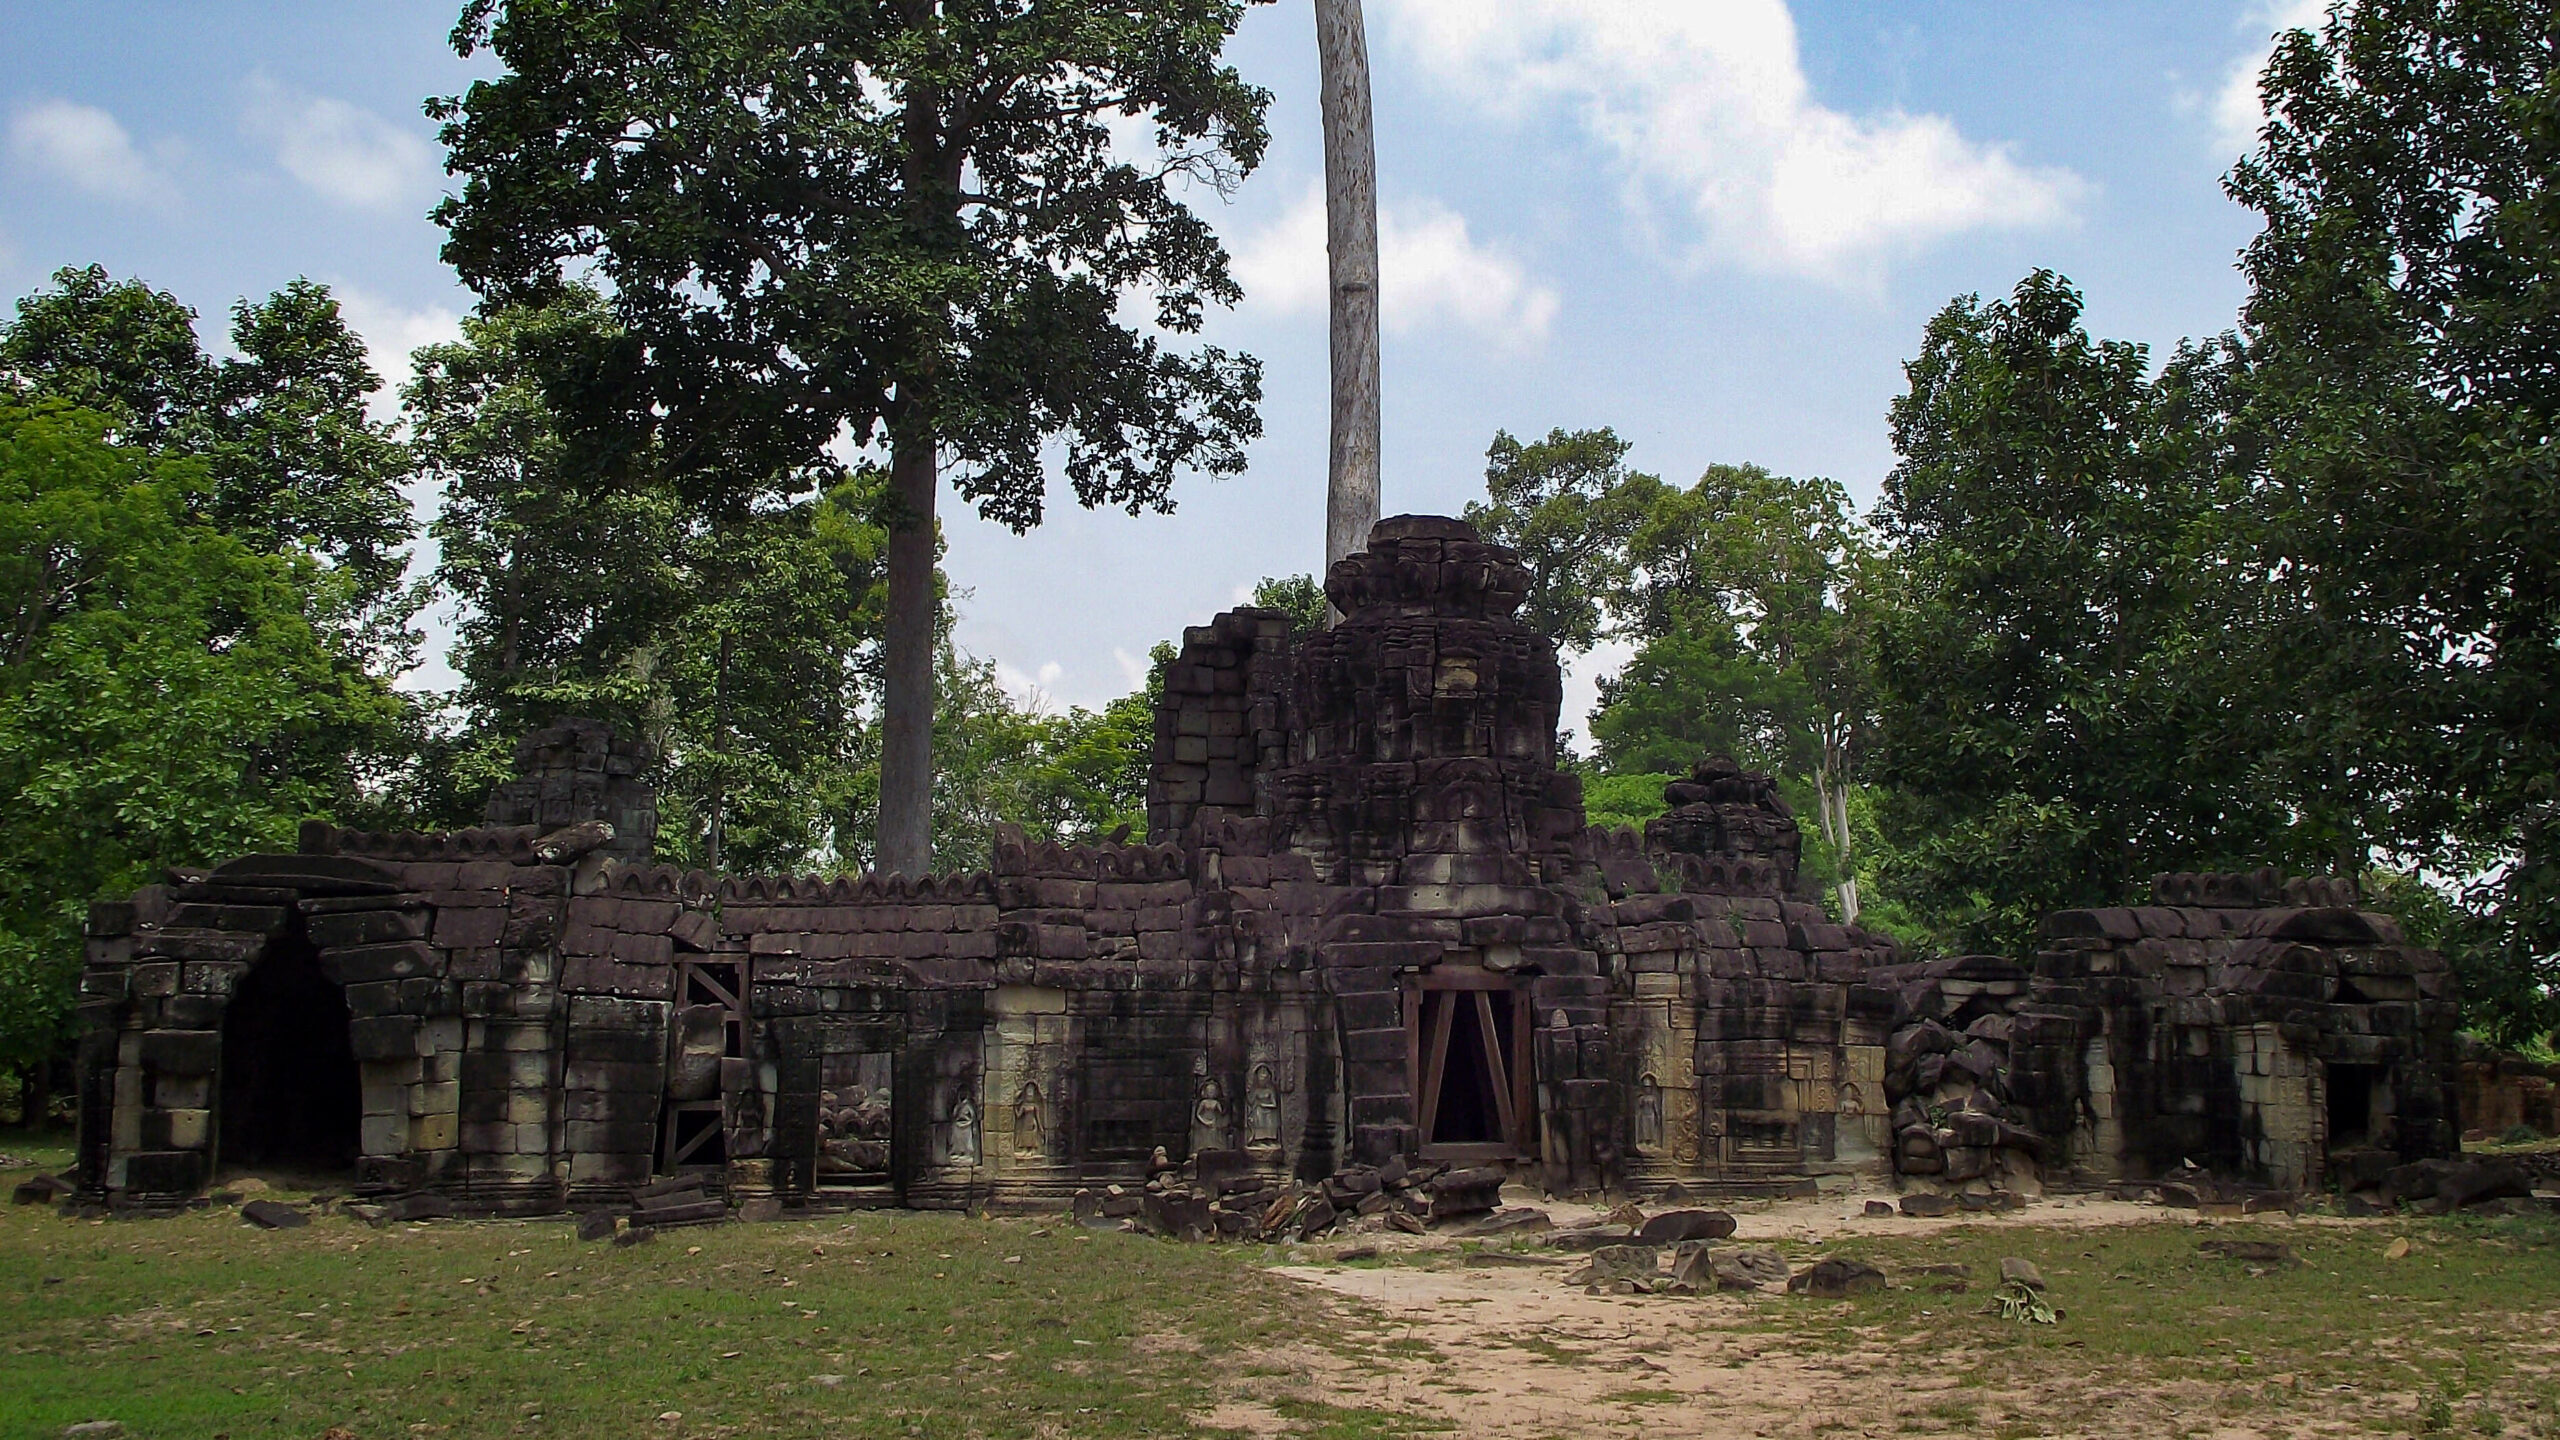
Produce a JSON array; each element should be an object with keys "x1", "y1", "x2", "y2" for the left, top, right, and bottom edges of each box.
[
  {"x1": 1732, "y1": 1210, "x2": 2560, "y2": 1437},
  {"x1": 0, "y1": 1140, "x2": 1322, "y2": 1440}
]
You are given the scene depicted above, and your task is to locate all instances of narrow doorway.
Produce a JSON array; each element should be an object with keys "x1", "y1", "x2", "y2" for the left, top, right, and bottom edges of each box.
[
  {"x1": 2327, "y1": 1064, "x2": 2378, "y2": 1147},
  {"x1": 1409, "y1": 970, "x2": 1533, "y2": 1162},
  {"x1": 217, "y1": 927, "x2": 360, "y2": 1175}
]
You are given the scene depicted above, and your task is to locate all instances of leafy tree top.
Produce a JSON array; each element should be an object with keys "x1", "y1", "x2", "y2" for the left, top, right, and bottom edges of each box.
[{"x1": 432, "y1": 0, "x2": 1272, "y2": 525}]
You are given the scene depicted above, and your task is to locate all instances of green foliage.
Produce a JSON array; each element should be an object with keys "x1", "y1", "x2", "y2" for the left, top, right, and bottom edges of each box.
[
  {"x1": 406, "y1": 292, "x2": 889, "y2": 871},
  {"x1": 0, "y1": 404, "x2": 406, "y2": 1068},
  {"x1": 1466, "y1": 426, "x2": 1880, "y2": 917},
  {"x1": 1579, "y1": 771, "x2": 1675, "y2": 835},
  {"x1": 1867, "y1": 272, "x2": 2302, "y2": 958},
  {"x1": 841, "y1": 640, "x2": 1172, "y2": 872},
  {"x1": 1589, "y1": 626, "x2": 1796, "y2": 776},
  {"x1": 0, "y1": 265, "x2": 419, "y2": 656},
  {"x1": 2229, "y1": 0, "x2": 2560, "y2": 1044},
  {"x1": 1462, "y1": 427, "x2": 1660, "y2": 654},
  {"x1": 1248, "y1": 574, "x2": 1327, "y2": 635}
]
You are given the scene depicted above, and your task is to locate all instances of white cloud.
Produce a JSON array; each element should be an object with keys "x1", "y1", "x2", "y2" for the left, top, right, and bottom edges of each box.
[
  {"x1": 1113, "y1": 647, "x2": 1153, "y2": 690},
  {"x1": 1373, "y1": 0, "x2": 2084, "y2": 283},
  {"x1": 2212, "y1": 0, "x2": 2331, "y2": 157},
  {"x1": 1233, "y1": 181, "x2": 1560, "y2": 345},
  {"x1": 996, "y1": 659, "x2": 1066, "y2": 712},
  {"x1": 6, "y1": 99, "x2": 174, "y2": 207},
  {"x1": 329, "y1": 284, "x2": 463, "y2": 424},
  {"x1": 243, "y1": 77, "x2": 441, "y2": 213}
]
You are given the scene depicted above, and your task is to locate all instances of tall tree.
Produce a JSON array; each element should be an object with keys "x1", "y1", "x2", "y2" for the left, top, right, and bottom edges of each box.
[
  {"x1": 1316, "y1": 0, "x2": 1381, "y2": 586},
  {"x1": 433, "y1": 0, "x2": 1271, "y2": 877},
  {"x1": 1613, "y1": 463, "x2": 1879, "y2": 918},
  {"x1": 2231, "y1": 0, "x2": 2560, "y2": 1042}
]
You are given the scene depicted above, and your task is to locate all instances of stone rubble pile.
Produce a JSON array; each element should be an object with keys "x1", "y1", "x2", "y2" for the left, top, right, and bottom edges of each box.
[{"x1": 1072, "y1": 1152, "x2": 1509, "y2": 1243}]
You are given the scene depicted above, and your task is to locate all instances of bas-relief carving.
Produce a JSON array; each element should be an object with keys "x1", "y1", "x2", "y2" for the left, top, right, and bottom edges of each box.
[
  {"x1": 1632, "y1": 1073, "x2": 1664, "y2": 1156},
  {"x1": 1188, "y1": 1054, "x2": 1229, "y2": 1157},
  {"x1": 1245, "y1": 1063, "x2": 1282, "y2": 1150},
  {"x1": 1013, "y1": 1082, "x2": 1046, "y2": 1157},
  {"x1": 943, "y1": 1092, "x2": 980, "y2": 1168}
]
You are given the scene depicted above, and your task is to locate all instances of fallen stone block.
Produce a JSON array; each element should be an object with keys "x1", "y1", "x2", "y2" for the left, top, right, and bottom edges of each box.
[
  {"x1": 1789, "y1": 1257, "x2": 1887, "y2": 1299},
  {"x1": 1998, "y1": 1257, "x2": 2046, "y2": 1290},
  {"x1": 239, "y1": 1200, "x2": 308, "y2": 1230},
  {"x1": 1710, "y1": 1248, "x2": 1792, "y2": 1290},
  {"x1": 1637, "y1": 1209, "x2": 1736, "y2": 1245},
  {"x1": 1898, "y1": 1194, "x2": 1953, "y2": 1218},
  {"x1": 1577, "y1": 1244, "x2": 1662, "y2": 1286}
]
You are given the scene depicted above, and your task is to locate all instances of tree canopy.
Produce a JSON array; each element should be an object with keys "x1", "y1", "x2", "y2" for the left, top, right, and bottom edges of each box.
[{"x1": 0, "y1": 265, "x2": 419, "y2": 658}]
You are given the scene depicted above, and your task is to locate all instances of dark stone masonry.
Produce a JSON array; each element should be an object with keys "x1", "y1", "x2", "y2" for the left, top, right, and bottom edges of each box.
[{"x1": 71, "y1": 516, "x2": 2462, "y2": 1215}]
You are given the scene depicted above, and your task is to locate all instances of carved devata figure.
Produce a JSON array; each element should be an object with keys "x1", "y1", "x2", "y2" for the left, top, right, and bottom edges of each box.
[
  {"x1": 1246, "y1": 1063, "x2": 1283, "y2": 1151},
  {"x1": 1013, "y1": 1082, "x2": 1046, "y2": 1157},
  {"x1": 1189, "y1": 1055, "x2": 1229, "y2": 1156}
]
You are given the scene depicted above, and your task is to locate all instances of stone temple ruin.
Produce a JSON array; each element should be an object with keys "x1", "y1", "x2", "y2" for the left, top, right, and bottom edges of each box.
[{"x1": 70, "y1": 515, "x2": 2465, "y2": 1219}]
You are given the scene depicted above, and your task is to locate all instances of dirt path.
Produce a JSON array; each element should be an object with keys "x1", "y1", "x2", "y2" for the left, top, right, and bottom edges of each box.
[{"x1": 1206, "y1": 1187, "x2": 2458, "y2": 1439}]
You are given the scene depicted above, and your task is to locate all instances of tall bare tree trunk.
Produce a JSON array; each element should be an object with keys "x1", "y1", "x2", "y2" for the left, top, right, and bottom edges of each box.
[
  {"x1": 876, "y1": 419, "x2": 939, "y2": 878},
  {"x1": 1316, "y1": 0, "x2": 1381, "y2": 591}
]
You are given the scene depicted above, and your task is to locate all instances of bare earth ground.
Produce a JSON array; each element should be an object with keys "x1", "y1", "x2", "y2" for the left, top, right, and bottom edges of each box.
[{"x1": 1207, "y1": 1186, "x2": 2560, "y2": 1440}]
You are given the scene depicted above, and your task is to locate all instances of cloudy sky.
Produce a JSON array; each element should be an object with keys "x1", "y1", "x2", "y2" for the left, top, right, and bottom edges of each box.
[{"x1": 1, "y1": 0, "x2": 2322, "y2": 734}]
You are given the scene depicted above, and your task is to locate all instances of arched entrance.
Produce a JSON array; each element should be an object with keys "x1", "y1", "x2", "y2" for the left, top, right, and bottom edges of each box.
[{"x1": 218, "y1": 922, "x2": 360, "y2": 1176}]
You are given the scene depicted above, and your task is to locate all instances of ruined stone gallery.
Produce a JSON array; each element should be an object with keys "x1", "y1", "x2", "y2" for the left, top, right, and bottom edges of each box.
[{"x1": 70, "y1": 517, "x2": 2460, "y2": 1215}]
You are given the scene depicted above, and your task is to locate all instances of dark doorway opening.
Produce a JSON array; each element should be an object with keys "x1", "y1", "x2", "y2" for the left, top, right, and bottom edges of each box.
[
  {"x1": 1411, "y1": 973, "x2": 1530, "y2": 1161},
  {"x1": 2327, "y1": 1064, "x2": 2377, "y2": 1147},
  {"x1": 218, "y1": 925, "x2": 360, "y2": 1174}
]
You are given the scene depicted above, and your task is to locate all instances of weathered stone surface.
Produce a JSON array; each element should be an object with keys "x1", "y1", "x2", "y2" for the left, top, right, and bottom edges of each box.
[
  {"x1": 1710, "y1": 1248, "x2": 1793, "y2": 1290},
  {"x1": 1998, "y1": 1257, "x2": 2046, "y2": 1291},
  {"x1": 1790, "y1": 1257, "x2": 1887, "y2": 1299},
  {"x1": 239, "y1": 1199, "x2": 307, "y2": 1230},
  {"x1": 1581, "y1": 1244, "x2": 1662, "y2": 1285},
  {"x1": 1638, "y1": 1209, "x2": 1737, "y2": 1244}
]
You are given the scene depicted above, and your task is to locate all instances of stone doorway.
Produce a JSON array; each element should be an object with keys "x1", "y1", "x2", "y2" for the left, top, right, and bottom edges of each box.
[
  {"x1": 216, "y1": 924, "x2": 360, "y2": 1175},
  {"x1": 1408, "y1": 967, "x2": 1533, "y2": 1163}
]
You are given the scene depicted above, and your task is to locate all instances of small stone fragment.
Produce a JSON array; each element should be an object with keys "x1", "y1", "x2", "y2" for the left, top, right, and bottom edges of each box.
[
  {"x1": 2384, "y1": 1237, "x2": 2412, "y2": 1260},
  {"x1": 577, "y1": 1211, "x2": 621, "y2": 1242},
  {"x1": 61, "y1": 1424, "x2": 123, "y2": 1439},
  {"x1": 1998, "y1": 1257, "x2": 2045, "y2": 1290},
  {"x1": 615, "y1": 1225, "x2": 658, "y2": 1248},
  {"x1": 1862, "y1": 1200, "x2": 1895, "y2": 1218}
]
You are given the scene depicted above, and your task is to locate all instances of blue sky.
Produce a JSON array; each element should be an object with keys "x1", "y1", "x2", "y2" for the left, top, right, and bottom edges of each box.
[{"x1": 0, "y1": 0, "x2": 2320, "y2": 732}]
